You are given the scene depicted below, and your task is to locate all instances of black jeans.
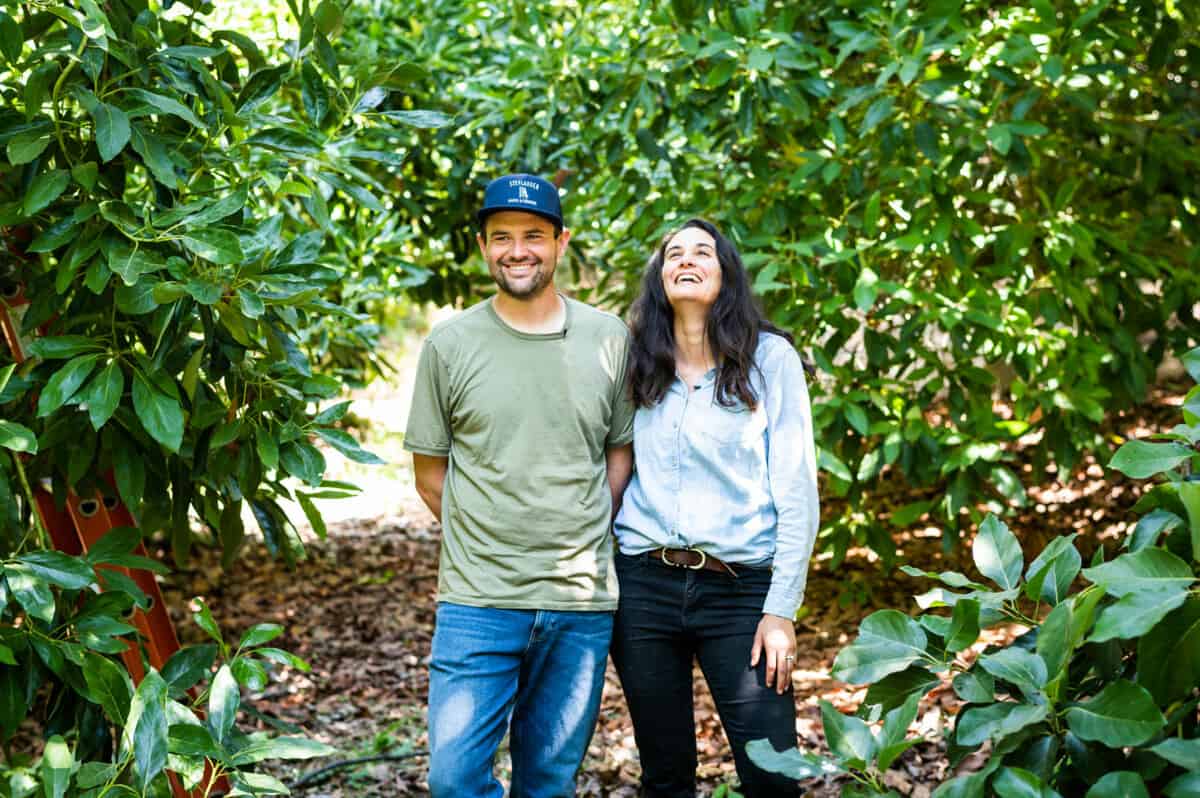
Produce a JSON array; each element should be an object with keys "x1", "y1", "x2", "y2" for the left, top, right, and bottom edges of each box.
[{"x1": 611, "y1": 552, "x2": 800, "y2": 798}]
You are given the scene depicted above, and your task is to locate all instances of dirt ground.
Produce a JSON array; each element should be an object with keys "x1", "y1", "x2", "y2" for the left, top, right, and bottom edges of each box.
[{"x1": 155, "y1": 391, "x2": 1183, "y2": 797}]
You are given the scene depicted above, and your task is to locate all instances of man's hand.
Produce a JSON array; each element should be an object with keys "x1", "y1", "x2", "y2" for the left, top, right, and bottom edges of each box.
[
  {"x1": 750, "y1": 613, "x2": 797, "y2": 694},
  {"x1": 412, "y1": 454, "x2": 449, "y2": 523}
]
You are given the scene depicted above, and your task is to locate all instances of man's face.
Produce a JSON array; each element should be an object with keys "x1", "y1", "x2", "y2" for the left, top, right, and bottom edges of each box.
[{"x1": 477, "y1": 211, "x2": 570, "y2": 300}]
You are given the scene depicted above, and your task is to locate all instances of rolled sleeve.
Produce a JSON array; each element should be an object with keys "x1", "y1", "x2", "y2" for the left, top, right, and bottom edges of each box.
[
  {"x1": 403, "y1": 339, "x2": 452, "y2": 456},
  {"x1": 761, "y1": 343, "x2": 820, "y2": 619}
]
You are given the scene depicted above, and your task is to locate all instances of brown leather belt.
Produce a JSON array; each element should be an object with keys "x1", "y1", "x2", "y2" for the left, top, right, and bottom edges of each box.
[{"x1": 653, "y1": 547, "x2": 739, "y2": 577}]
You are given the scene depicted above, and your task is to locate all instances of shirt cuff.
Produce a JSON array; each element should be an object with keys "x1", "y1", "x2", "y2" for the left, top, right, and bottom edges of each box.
[
  {"x1": 762, "y1": 587, "x2": 802, "y2": 620},
  {"x1": 402, "y1": 440, "x2": 450, "y2": 456}
]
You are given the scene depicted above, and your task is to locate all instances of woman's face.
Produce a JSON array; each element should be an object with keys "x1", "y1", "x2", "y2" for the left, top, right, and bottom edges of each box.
[{"x1": 661, "y1": 226, "x2": 722, "y2": 312}]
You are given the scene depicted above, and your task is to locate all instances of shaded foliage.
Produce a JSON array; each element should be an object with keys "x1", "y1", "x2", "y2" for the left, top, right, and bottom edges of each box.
[{"x1": 338, "y1": 0, "x2": 1200, "y2": 558}]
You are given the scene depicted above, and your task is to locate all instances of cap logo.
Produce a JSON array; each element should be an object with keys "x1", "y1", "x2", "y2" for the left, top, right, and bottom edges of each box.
[{"x1": 517, "y1": 186, "x2": 529, "y2": 200}]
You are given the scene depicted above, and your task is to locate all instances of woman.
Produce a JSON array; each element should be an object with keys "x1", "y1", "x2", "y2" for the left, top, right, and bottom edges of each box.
[{"x1": 612, "y1": 219, "x2": 820, "y2": 797}]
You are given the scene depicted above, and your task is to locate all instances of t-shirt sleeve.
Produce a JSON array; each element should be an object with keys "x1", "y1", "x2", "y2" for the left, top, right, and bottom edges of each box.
[
  {"x1": 607, "y1": 327, "x2": 635, "y2": 448},
  {"x1": 403, "y1": 338, "x2": 452, "y2": 456}
]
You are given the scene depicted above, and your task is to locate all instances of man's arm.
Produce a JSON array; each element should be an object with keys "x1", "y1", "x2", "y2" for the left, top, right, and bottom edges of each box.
[
  {"x1": 413, "y1": 453, "x2": 449, "y2": 524},
  {"x1": 605, "y1": 443, "x2": 633, "y2": 520}
]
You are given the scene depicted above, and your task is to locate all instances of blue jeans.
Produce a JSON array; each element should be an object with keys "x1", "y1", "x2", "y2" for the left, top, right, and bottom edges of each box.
[{"x1": 427, "y1": 602, "x2": 614, "y2": 798}]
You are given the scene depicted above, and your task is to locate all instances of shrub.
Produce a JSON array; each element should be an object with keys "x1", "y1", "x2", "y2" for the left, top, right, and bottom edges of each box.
[
  {"x1": 760, "y1": 346, "x2": 1200, "y2": 795},
  {"x1": 334, "y1": 0, "x2": 1200, "y2": 561}
]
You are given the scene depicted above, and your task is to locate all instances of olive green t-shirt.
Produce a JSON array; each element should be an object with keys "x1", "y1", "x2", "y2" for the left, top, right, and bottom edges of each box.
[{"x1": 403, "y1": 296, "x2": 635, "y2": 611}]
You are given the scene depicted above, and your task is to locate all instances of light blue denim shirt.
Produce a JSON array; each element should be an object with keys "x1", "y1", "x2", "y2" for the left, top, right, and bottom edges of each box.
[{"x1": 613, "y1": 332, "x2": 820, "y2": 618}]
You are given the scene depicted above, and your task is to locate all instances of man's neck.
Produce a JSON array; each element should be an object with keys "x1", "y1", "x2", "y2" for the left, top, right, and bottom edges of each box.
[{"x1": 493, "y1": 287, "x2": 566, "y2": 334}]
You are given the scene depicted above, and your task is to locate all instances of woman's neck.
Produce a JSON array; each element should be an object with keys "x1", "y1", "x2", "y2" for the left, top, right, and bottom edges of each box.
[{"x1": 673, "y1": 308, "x2": 714, "y2": 373}]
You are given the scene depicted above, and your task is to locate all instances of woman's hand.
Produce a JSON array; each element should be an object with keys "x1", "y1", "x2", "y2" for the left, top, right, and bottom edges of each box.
[{"x1": 750, "y1": 613, "x2": 797, "y2": 694}]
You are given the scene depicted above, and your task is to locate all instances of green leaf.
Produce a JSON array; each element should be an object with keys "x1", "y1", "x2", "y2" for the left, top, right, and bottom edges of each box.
[
  {"x1": 83, "y1": 361, "x2": 123, "y2": 429},
  {"x1": 18, "y1": 551, "x2": 94, "y2": 590},
  {"x1": 863, "y1": 191, "x2": 881, "y2": 235},
  {"x1": 40, "y1": 735, "x2": 73, "y2": 798},
  {"x1": 945, "y1": 598, "x2": 980, "y2": 653},
  {"x1": 1064, "y1": 680, "x2": 1165, "y2": 746},
  {"x1": 297, "y1": 492, "x2": 327, "y2": 540},
  {"x1": 239, "y1": 623, "x2": 284, "y2": 649},
  {"x1": 89, "y1": 102, "x2": 131, "y2": 162},
  {"x1": 168, "y1": 724, "x2": 220, "y2": 758},
  {"x1": 28, "y1": 336, "x2": 103, "y2": 359},
  {"x1": 301, "y1": 61, "x2": 328, "y2": 125},
  {"x1": 956, "y1": 701, "x2": 1048, "y2": 747},
  {"x1": 314, "y1": 427, "x2": 385, "y2": 464},
  {"x1": 1036, "y1": 600, "x2": 1074, "y2": 677},
  {"x1": 72, "y1": 161, "x2": 99, "y2": 191},
  {"x1": 832, "y1": 610, "x2": 929, "y2": 683},
  {"x1": 132, "y1": 370, "x2": 184, "y2": 452},
  {"x1": 229, "y1": 772, "x2": 290, "y2": 795},
  {"x1": 1182, "y1": 347, "x2": 1200, "y2": 383},
  {"x1": 877, "y1": 692, "x2": 921, "y2": 770},
  {"x1": 192, "y1": 598, "x2": 224, "y2": 646},
  {"x1": 1150, "y1": 738, "x2": 1200, "y2": 770},
  {"x1": 162, "y1": 644, "x2": 218, "y2": 696},
  {"x1": 1180, "y1": 481, "x2": 1200, "y2": 563},
  {"x1": 745, "y1": 740, "x2": 843, "y2": 779},
  {"x1": 863, "y1": 666, "x2": 939, "y2": 713},
  {"x1": 207, "y1": 665, "x2": 239, "y2": 745},
  {"x1": 125, "y1": 670, "x2": 168, "y2": 792},
  {"x1": 125, "y1": 88, "x2": 203, "y2": 127},
  {"x1": 914, "y1": 121, "x2": 939, "y2": 160},
  {"x1": 0, "y1": 12, "x2": 22, "y2": 64},
  {"x1": 820, "y1": 699, "x2": 876, "y2": 766},
  {"x1": 1164, "y1": 773, "x2": 1200, "y2": 798},
  {"x1": 236, "y1": 64, "x2": 289, "y2": 113},
  {"x1": 8, "y1": 130, "x2": 51, "y2": 165},
  {"x1": 993, "y1": 767, "x2": 1061, "y2": 798},
  {"x1": 977, "y1": 648, "x2": 1047, "y2": 700},
  {"x1": 230, "y1": 734, "x2": 336, "y2": 766},
  {"x1": 129, "y1": 126, "x2": 178, "y2": 188},
  {"x1": 1128, "y1": 509, "x2": 1183, "y2": 552},
  {"x1": 952, "y1": 670, "x2": 995, "y2": 704},
  {"x1": 181, "y1": 228, "x2": 245, "y2": 264},
  {"x1": 1109, "y1": 440, "x2": 1194, "y2": 478},
  {"x1": 988, "y1": 124, "x2": 1013, "y2": 154},
  {"x1": 113, "y1": 436, "x2": 145, "y2": 515},
  {"x1": 380, "y1": 109, "x2": 451, "y2": 128},
  {"x1": 1089, "y1": 588, "x2": 1188, "y2": 642},
  {"x1": 0, "y1": 420, "x2": 37, "y2": 453},
  {"x1": 974, "y1": 514, "x2": 1023, "y2": 590},
  {"x1": 1082, "y1": 548, "x2": 1194, "y2": 597},
  {"x1": 82, "y1": 652, "x2": 133, "y2": 724},
  {"x1": 280, "y1": 441, "x2": 326, "y2": 487},
  {"x1": 104, "y1": 241, "x2": 164, "y2": 286},
  {"x1": 1137, "y1": 597, "x2": 1200, "y2": 704},
  {"x1": 1024, "y1": 535, "x2": 1080, "y2": 605},
  {"x1": 5, "y1": 562, "x2": 55, "y2": 622},
  {"x1": 860, "y1": 96, "x2": 895, "y2": 136},
  {"x1": 23, "y1": 169, "x2": 70, "y2": 216},
  {"x1": 1084, "y1": 772, "x2": 1149, "y2": 798},
  {"x1": 37, "y1": 353, "x2": 100, "y2": 416}
]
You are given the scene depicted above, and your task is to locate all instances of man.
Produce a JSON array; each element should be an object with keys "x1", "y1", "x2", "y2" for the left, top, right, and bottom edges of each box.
[{"x1": 404, "y1": 173, "x2": 635, "y2": 797}]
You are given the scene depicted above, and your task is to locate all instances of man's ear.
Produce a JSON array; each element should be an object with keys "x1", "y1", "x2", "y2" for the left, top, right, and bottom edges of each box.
[
  {"x1": 476, "y1": 231, "x2": 487, "y2": 258},
  {"x1": 558, "y1": 227, "x2": 571, "y2": 252}
]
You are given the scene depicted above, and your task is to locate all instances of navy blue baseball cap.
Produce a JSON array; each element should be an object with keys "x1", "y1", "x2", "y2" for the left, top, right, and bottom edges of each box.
[{"x1": 476, "y1": 173, "x2": 564, "y2": 230}]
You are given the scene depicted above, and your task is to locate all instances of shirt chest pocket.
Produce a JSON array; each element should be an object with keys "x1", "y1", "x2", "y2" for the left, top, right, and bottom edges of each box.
[{"x1": 691, "y1": 400, "x2": 767, "y2": 445}]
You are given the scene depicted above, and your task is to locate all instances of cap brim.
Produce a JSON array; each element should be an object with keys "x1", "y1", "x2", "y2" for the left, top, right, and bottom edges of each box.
[{"x1": 476, "y1": 206, "x2": 564, "y2": 230}]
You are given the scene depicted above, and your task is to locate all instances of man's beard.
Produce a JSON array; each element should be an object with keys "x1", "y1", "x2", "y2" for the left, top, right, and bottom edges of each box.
[{"x1": 491, "y1": 256, "x2": 553, "y2": 299}]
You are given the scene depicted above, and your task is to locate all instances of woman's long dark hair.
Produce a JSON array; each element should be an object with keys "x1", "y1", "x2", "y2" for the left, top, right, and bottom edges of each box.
[{"x1": 627, "y1": 218, "x2": 793, "y2": 410}]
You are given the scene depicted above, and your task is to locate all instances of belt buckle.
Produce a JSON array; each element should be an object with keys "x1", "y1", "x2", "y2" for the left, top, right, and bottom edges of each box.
[{"x1": 660, "y1": 547, "x2": 706, "y2": 570}]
